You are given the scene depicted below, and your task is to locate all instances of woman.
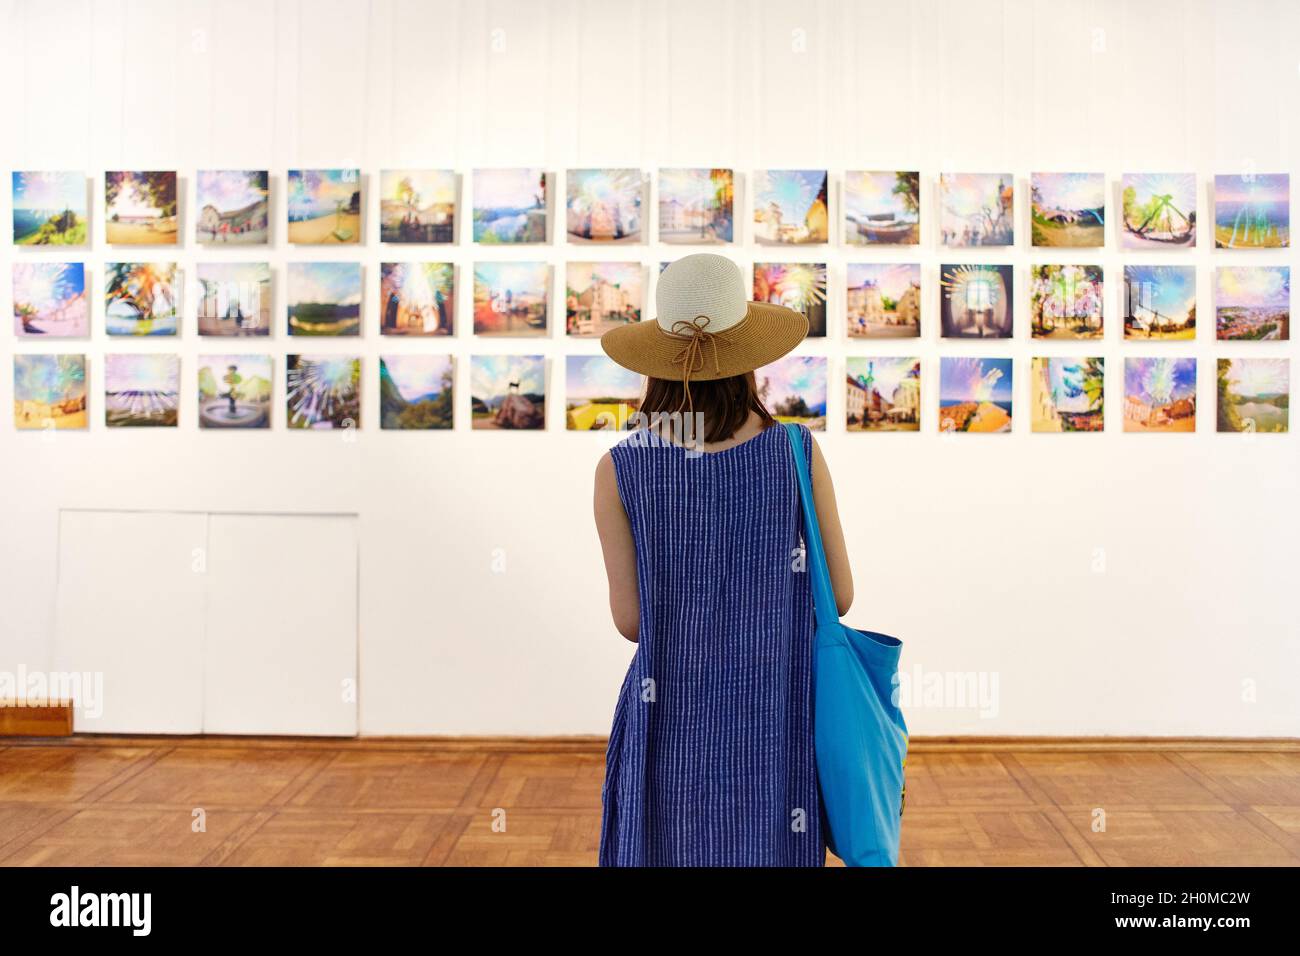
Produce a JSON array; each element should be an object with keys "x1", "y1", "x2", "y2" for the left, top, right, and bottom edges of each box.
[{"x1": 593, "y1": 253, "x2": 853, "y2": 867}]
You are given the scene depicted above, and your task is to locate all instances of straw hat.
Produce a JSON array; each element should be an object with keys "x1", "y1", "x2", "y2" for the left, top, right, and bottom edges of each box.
[{"x1": 601, "y1": 253, "x2": 808, "y2": 385}]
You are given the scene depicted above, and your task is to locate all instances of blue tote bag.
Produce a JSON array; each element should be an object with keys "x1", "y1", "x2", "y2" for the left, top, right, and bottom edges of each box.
[{"x1": 783, "y1": 423, "x2": 908, "y2": 867}]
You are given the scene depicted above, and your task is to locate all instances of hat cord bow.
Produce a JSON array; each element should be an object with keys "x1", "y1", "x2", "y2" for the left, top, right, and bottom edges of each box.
[{"x1": 669, "y1": 315, "x2": 722, "y2": 415}]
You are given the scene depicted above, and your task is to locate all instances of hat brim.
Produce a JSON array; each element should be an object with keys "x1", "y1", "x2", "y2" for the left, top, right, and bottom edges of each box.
[{"x1": 599, "y1": 301, "x2": 809, "y2": 382}]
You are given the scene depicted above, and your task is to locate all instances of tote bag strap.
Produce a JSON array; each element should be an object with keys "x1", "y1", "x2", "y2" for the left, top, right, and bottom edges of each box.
[{"x1": 783, "y1": 423, "x2": 840, "y2": 630}]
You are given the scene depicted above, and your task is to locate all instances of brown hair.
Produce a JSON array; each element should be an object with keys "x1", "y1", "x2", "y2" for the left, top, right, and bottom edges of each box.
[{"x1": 638, "y1": 372, "x2": 775, "y2": 443}]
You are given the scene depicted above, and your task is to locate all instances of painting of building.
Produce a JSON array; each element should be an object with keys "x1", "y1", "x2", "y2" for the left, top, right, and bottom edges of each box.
[
  {"x1": 845, "y1": 357, "x2": 920, "y2": 431},
  {"x1": 846, "y1": 263, "x2": 920, "y2": 338},
  {"x1": 940, "y1": 264, "x2": 1013, "y2": 338},
  {"x1": 566, "y1": 262, "x2": 642, "y2": 337}
]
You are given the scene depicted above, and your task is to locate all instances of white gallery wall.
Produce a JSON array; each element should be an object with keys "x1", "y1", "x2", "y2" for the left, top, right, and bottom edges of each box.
[{"x1": 1, "y1": 0, "x2": 1298, "y2": 736}]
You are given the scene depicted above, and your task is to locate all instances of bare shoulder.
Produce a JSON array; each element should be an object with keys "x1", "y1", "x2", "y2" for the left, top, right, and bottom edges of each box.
[{"x1": 594, "y1": 451, "x2": 619, "y2": 498}]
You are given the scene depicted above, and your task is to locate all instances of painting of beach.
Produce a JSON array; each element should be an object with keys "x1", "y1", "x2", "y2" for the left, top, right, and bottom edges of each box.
[
  {"x1": 104, "y1": 353, "x2": 179, "y2": 427},
  {"x1": 198, "y1": 354, "x2": 272, "y2": 429},
  {"x1": 845, "y1": 357, "x2": 920, "y2": 432},
  {"x1": 1217, "y1": 358, "x2": 1288, "y2": 433},
  {"x1": 104, "y1": 262, "x2": 178, "y2": 336},
  {"x1": 940, "y1": 264, "x2": 1013, "y2": 338},
  {"x1": 474, "y1": 262, "x2": 548, "y2": 337},
  {"x1": 287, "y1": 169, "x2": 361, "y2": 244},
  {"x1": 1031, "y1": 357, "x2": 1104, "y2": 433},
  {"x1": 473, "y1": 168, "x2": 547, "y2": 243},
  {"x1": 658, "y1": 168, "x2": 733, "y2": 244},
  {"x1": 13, "y1": 262, "x2": 88, "y2": 336},
  {"x1": 380, "y1": 355, "x2": 454, "y2": 430},
  {"x1": 846, "y1": 263, "x2": 920, "y2": 338},
  {"x1": 286, "y1": 355, "x2": 361, "y2": 429},
  {"x1": 1123, "y1": 265, "x2": 1196, "y2": 340},
  {"x1": 939, "y1": 173, "x2": 1013, "y2": 247},
  {"x1": 753, "y1": 262, "x2": 827, "y2": 337},
  {"x1": 13, "y1": 354, "x2": 87, "y2": 430},
  {"x1": 1120, "y1": 173, "x2": 1196, "y2": 250},
  {"x1": 196, "y1": 170, "x2": 269, "y2": 244},
  {"x1": 757, "y1": 355, "x2": 827, "y2": 430},
  {"x1": 940, "y1": 357, "x2": 1013, "y2": 432},
  {"x1": 1214, "y1": 173, "x2": 1288, "y2": 248},
  {"x1": 565, "y1": 355, "x2": 641, "y2": 431},
  {"x1": 1123, "y1": 357, "x2": 1196, "y2": 432},
  {"x1": 752, "y1": 170, "x2": 828, "y2": 245},
  {"x1": 1031, "y1": 173, "x2": 1104, "y2": 247},
  {"x1": 1215, "y1": 266, "x2": 1289, "y2": 340},
  {"x1": 471, "y1": 355, "x2": 545, "y2": 430},
  {"x1": 380, "y1": 169, "x2": 456, "y2": 244},
  {"x1": 1030, "y1": 264, "x2": 1103, "y2": 339},
  {"x1": 197, "y1": 262, "x2": 271, "y2": 336},
  {"x1": 566, "y1": 262, "x2": 642, "y2": 337},
  {"x1": 105, "y1": 171, "x2": 177, "y2": 244},
  {"x1": 380, "y1": 262, "x2": 454, "y2": 336},
  {"x1": 12, "y1": 171, "x2": 86, "y2": 245},
  {"x1": 844, "y1": 171, "x2": 919, "y2": 245}
]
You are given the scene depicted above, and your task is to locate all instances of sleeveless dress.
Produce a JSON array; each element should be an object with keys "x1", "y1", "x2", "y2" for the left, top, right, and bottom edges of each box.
[{"x1": 599, "y1": 423, "x2": 823, "y2": 866}]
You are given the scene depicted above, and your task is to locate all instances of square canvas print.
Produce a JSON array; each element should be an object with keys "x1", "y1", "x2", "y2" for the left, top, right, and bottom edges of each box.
[
  {"x1": 473, "y1": 262, "x2": 548, "y2": 336},
  {"x1": 1124, "y1": 357, "x2": 1196, "y2": 432},
  {"x1": 845, "y1": 357, "x2": 920, "y2": 431},
  {"x1": 567, "y1": 168, "x2": 642, "y2": 243},
  {"x1": 12, "y1": 171, "x2": 86, "y2": 245},
  {"x1": 939, "y1": 173, "x2": 1013, "y2": 247},
  {"x1": 13, "y1": 354, "x2": 86, "y2": 430},
  {"x1": 756, "y1": 355, "x2": 827, "y2": 430},
  {"x1": 565, "y1": 355, "x2": 642, "y2": 431},
  {"x1": 286, "y1": 355, "x2": 361, "y2": 429},
  {"x1": 1123, "y1": 265, "x2": 1196, "y2": 340},
  {"x1": 1031, "y1": 357, "x2": 1104, "y2": 432},
  {"x1": 287, "y1": 262, "x2": 362, "y2": 336},
  {"x1": 380, "y1": 169, "x2": 456, "y2": 243},
  {"x1": 198, "y1": 354, "x2": 272, "y2": 429},
  {"x1": 1217, "y1": 358, "x2": 1288, "y2": 433},
  {"x1": 1029, "y1": 264, "x2": 1103, "y2": 339},
  {"x1": 380, "y1": 262, "x2": 454, "y2": 336},
  {"x1": 1214, "y1": 173, "x2": 1288, "y2": 248},
  {"x1": 1215, "y1": 265, "x2": 1289, "y2": 340},
  {"x1": 1031, "y1": 173, "x2": 1104, "y2": 247},
  {"x1": 1120, "y1": 173, "x2": 1196, "y2": 249},
  {"x1": 473, "y1": 168, "x2": 546, "y2": 243},
  {"x1": 566, "y1": 262, "x2": 643, "y2": 337},
  {"x1": 752, "y1": 170, "x2": 828, "y2": 245},
  {"x1": 939, "y1": 357, "x2": 1013, "y2": 433},
  {"x1": 287, "y1": 169, "x2": 361, "y2": 244},
  {"x1": 104, "y1": 353, "x2": 179, "y2": 427},
  {"x1": 753, "y1": 262, "x2": 827, "y2": 337},
  {"x1": 844, "y1": 171, "x2": 919, "y2": 245},
  {"x1": 13, "y1": 262, "x2": 88, "y2": 336},
  {"x1": 940, "y1": 263, "x2": 1013, "y2": 338},
  {"x1": 471, "y1": 355, "x2": 545, "y2": 430},
  {"x1": 658, "y1": 168, "x2": 734, "y2": 243},
  {"x1": 197, "y1": 262, "x2": 271, "y2": 336},
  {"x1": 846, "y1": 263, "x2": 920, "y2": 338},
  {"x1": 105, "y1": 262, "x2": 178, "y2": 336},
  {"x1": 196, "y1": 170, "x2": 269, "y2": 244},
  {"x1": 380, "y1": 354, "x2": 454, "y2": 430},
  {"x1": 105, "y1": 171, "x2": 178, "y2": 244}
]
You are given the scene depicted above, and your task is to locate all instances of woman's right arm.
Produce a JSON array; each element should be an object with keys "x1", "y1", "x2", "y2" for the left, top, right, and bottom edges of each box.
[{"x1": 809, "y1": 435, "x2": 854, "y2": 617}]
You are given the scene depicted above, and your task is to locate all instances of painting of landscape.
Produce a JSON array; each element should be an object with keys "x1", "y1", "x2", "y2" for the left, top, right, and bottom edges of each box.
[
  {"x1": 939, "y1": 173, "x2": 1013, "y2": 247},
  {"x1": 940, "y1": 263, "x2": 1013, "y2": 338},
  {"x1": 658, "y1": 168, "x2": 733, "y2": 244},
  {"x1": 1217, "y1": 358, "x2": 1288, "y2": 433},
  {"x1": 753, "y1": 262, "x2": 827, "y2": 337},
  {"x1": 565, "y1": 355, "x2": 641, "y2": 431},
  {"x1": 845, "y1": 357, "x2": 920, "y2": 431},
  {"x1": 198, "y1": 355, "x2": 272, "y2": 429},
  {"x1": 286, "y1": 355, "x2": 361, "y2": 429},
  {"x1": 196, "y1": 170, "x2": 269, "y2": 244},
  {"x1": 471, "y1": 355, "x2": 545, "y2": 430},
  {"x1": 844, "y1": 171, "x2": 919, "y2": 245},
  {"x1": 13, "y1": 354, "x2": 86, "y2": 430},
  {"x1": 380, "y1": 262, "x2": 454, "y2": 336},
  {"x1": 380, "y1": 355, "x2": 454, "y2": 430},
  {"x1": 473, "y1": 262, "x2": 548, "y2": 336},
  {"x1": 846, "y1": 263, "x2": 920, "y2": 338},
  {"x1": 1031, "y1": 357, "x2": 1104, "y2": 432},
  {"x1": 473, "y1": 168, "x2": 546, "y2": 243},
  {"x1": 1215, "y1": 266, "x2": 1289, "y2": 340},
  {"x1": 1123, "y1": 357, "x2": 1196, "y2": 432},
  {"x1": 105, "y1": 171, "x2": 177, "y2": 244},
  {"x1": 380, "y1": 169, "x2": 456, "y2": 243},
  {"x1": 939, "y1": 357, "x2": 1013, "y2": 433},
  {"x1": 566, "y1": 262, "x2": 642, "y2": 337},
  {"x1": 287, "y1": 262, "x2": 362, "y2": 336},
  {"x1": 756, "y1": 356, "x2": 827, "y2": 430},
  {"x1": 1123, "y1": 265, "x2": 1196, "y2": 340},
  {"x1": 1214, "y1": 173, "x2": 1288, "y2": 248},
  {"x1": 1030, "y1": 173, "x2": 1104, "y2": 247},
  {"x1": 197, "y1": 262, "x2": 271, "y2": 336},
  {"x1": 12, "y1": 171, "x2": 86, "y2": 245},
  {"x1": 287, "y1": 169, "x2": 361, "y2": 244},
  {"x1": 104, "y1": 353, "x2": 179, "y2": 427},
  {"x1": 1120, "y1": 173, "x2": 1196, "y2": 250},
  {"x1": 105, "y1": 262, "x2": 178, "y2": 336},
  {"x1": 567, "y1": 168, "x2": 643, "y2": 243},
  {"x1": 752, "y1": 170, "x2": 828, "y2": 245},
  {"x1": 13, "y1": 262, "x2": 88, "y2": 336},
  {"x1": 1030, "y1": 264, "x2": 1103, "y2": 338}
]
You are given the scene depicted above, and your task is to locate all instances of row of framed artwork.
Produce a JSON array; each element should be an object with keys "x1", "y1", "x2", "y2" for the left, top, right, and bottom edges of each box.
[
  {"x1": 11, "y1": 352, "x2": 1288, "y2": 435},
  {"x1": 11, "y1": 168, "x2": 1291, "y2": 250},
  {"x1": 13, "y1": 259, "x2": 1293, "y2": 342}
]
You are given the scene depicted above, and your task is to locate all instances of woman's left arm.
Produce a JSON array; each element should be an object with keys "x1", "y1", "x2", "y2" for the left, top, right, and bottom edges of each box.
[{"x1": 594, "y1": 452, "x2": 640, "y2": 642}]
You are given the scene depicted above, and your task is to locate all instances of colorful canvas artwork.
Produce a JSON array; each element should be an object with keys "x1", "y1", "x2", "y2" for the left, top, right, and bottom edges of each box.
[
  {"x1": 104, "y1": 262, "x2": 179, "y2": 336},
  {"x1": 752, "y1": 262, "x2": 827, "y2": 337},
  {"x1": 13, "y1": 262, "x2": 88, "y2": 336},
  {"x1": 939, "y1": 357, "x2": 1013, "y2": 433},
  {"x1": 845, "y1": 357, "x2": 920, "y2": 432},
  {"x1": 104, "y1": 353, "x2": 180, "y2": 427},
  {"x1": 13, "y1": 354, "x2": 87, "y2": 430},
  {"x1": 565, "y1": 355, "x2": 641, "y2": 431},
  {"x1": 380, "y1": 262, "x2": 454, "y2": 336},
  {"x1": 567, "y1": 168, "x2": 642, "y2": 242},
  {"x1": 1120, "y1": 173, "x2": 1196, "y2": 249},
  {"x1": 939, "y1": 173, "x2": 1013, "y2": 247},
  {"x1": 12, "y1": 171, "x2": 86, "y2": 245},
  {"x1": 287, "y1": 169, "x2": 361, "y2": 244},
  {"x1": 752, "y1": 170, "x2": 829, "y2": 245},
  {"x1": 844, "y1": 171, "x2": 919, "y2": 245},
  {"x1": 196, "y1": 170, "x2": 269, "y2": 244},
  {"x1": 1030, "y1": 173, "x2": 1105, "y2": 247},
  {"x1": 566, "y1": 262, "x2": 643, "y2": 337},
  {"x1": 198, "y1": 354, "x2": 272, "y2": 429},
  {"x1": 756, "y1": 355, "x2": 827, "y2": 430},
  {"x1": 1123, "y1": 358, "x2": 1197, "y2": 432},
  {"x1": 940, "y1": 264, "x2": 1013, "y2": 338},
  {"x1": 1217, "y1": 358, "x2": 1289, "y2": 433},
  {"x1": 846, "y1": 263, "x2": 920, "y2": 338},
  {"x1": 1030, "y1": 357, "x2": 1104, "y2": 433},
  {"x1": 473, "y1": 262, "x2": 548, "y2": 336},
  {"x1": 379, "y1": 169, "x2": 456, "y2": 243},
  {"x1": 105, "y1": 171, "x2": 178, "y2": 244},
  {"x1": 1123, "y1": 265, "x2": 1196, "y2": 340},
  {"x1": 471, "y1": 355, "x2": 545, "y2": 430},
  {"x1": 1029, "y1": 265, "x2": 1103, "y2": 339},
  {"x1": 197, "y1": 262, "x2": 271, "y2": 336},
  {"x1": 380, "y1": 355, "x2": 454, "y2": 430},
  {"x1": 473, "y1": 168, "x2": 546, "y2": 244},
  {"x1": 1215, "y1": 266, "x2": 1289, "y2": 340},
  {"x1": 658, "y1": 168, "x2": 734, "y2": 244},
  {"x1": 287, "y1": 262, "x2": 362, "y2": 336},
  {"x1": 1214, "y1": 173, "x2": 1288, "y2": 248},
  {"x1": 286, "y1": 355, "x2": 361, "y2": 429}
]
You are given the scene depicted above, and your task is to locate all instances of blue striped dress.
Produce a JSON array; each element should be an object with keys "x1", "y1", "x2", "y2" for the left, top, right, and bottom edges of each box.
[{"x1": 599, "y1": 422, "x2": 823, "y2": 867}]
